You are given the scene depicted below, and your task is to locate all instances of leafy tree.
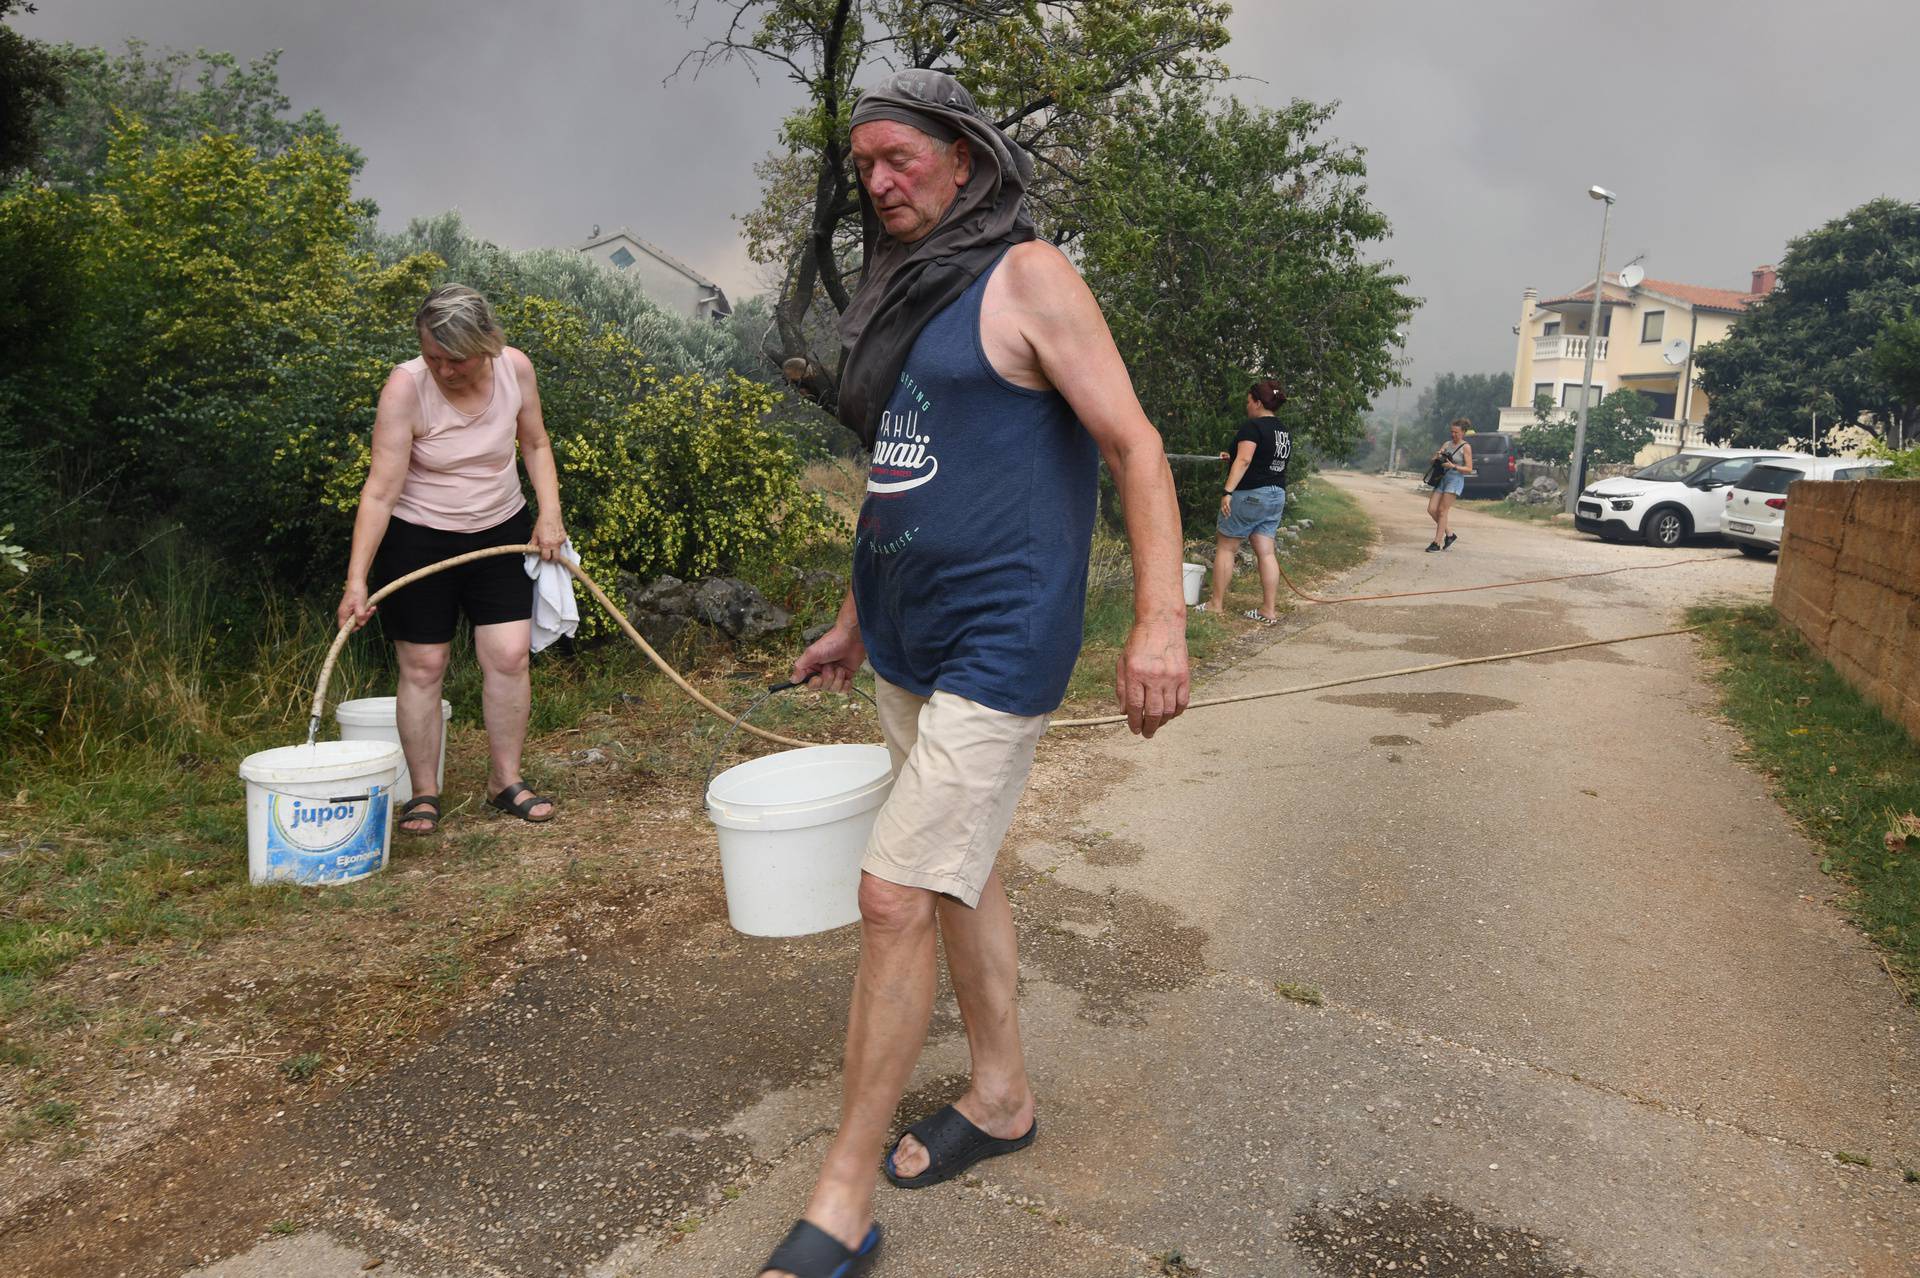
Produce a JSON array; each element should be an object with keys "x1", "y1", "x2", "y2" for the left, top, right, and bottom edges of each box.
[
  {"x1": 0, "y1": 0, "x2": 70, "y2": 177},
  {"x1": 5, "y1": 118, "x2": 837, "y2": 598},
  {"x1": 1869, "y1": 312, "x2": 1920, "y2": 415},
  {"x1": 53, "y1": 122, "x2": 435, "y2": 570},
  {"x1": 684, "y1": 0, "x2": 1232, "y2": 395},
  {"x1": 365, "y1": 212, "x2": 776, "y2": 381},
  {"x1": 29, "y1": 41, "x2": 363, "y2": 191},
  {"x1": 1414, "y1": 371, "x2": 1511, "y2": 443},
  {"x1": 0, "y1": 183, "x2": 101, "y2": 525},
  {"x1": 1076, "y1": 89, "x2": 1415, "y2": 468},
  {"x1": 1696, "y1": 197, "x2": 1920, "y2": 449},
  {"x1": 1516, "y1": 389, "x2": 1655, "y2": 465}
]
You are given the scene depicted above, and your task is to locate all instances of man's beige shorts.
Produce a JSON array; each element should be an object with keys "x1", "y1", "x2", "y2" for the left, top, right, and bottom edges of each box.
[{"x1": 862, "y1": 675, "x2": 1050, "y2": 908}]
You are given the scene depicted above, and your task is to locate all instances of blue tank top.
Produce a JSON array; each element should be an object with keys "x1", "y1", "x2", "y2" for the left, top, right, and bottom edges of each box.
[{"x1": 851, "y1": 248, "x2": 1098, "y2": 717}]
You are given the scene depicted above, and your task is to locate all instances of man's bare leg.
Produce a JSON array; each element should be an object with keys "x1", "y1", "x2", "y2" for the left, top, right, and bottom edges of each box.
[
  {"x1": 764, "y1": 874, "x2": 939, "y2": 1277},
  {"x1": 887, "y1": 869, "x2": 1035, "y2": 1178}
]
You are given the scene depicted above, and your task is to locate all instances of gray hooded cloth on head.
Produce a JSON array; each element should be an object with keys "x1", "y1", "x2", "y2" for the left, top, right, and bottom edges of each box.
[{"x1": 836, "y1": 69, "x2": 1036, "y2": 448}]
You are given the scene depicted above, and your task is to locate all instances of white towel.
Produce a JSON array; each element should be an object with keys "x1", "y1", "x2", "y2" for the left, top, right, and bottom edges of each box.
[{"x1": 523, "y1": 540, "x2": 581, "y2": 653}]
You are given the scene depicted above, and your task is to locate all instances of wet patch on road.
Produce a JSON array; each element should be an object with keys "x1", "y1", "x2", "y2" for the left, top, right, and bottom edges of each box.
[
  {"x1": 1329, "y1": 601, "x2": 1629, "y2": 665},
  {"x1": 1369, "y1": 735, "x2": 1419, "y2": 747},
  {"x1": 1011, "y1": 872, "x2": 1209, "y2": 1028},
  {"x1": 1321, "y1": 692, "x2": 1518, "y2": 730},
  {"x1": 285, "y1": 884, "x2": 862, "y2": 1275},
  {"x1": 1290, "y1": 1191, "x2": 1590, "y2": 1276},
  {"x1": 1066, "y1": 829, "x2": 1148, "y2": 867}
]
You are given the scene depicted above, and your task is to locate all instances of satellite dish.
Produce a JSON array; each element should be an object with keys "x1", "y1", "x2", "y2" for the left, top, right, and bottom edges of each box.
[
  {"x1": 1619, "y1": 264, "x2": 1645, "y2": 289},
  {"x1": 1661, "y1": 337, "x2": 1691, "y2": 366}
]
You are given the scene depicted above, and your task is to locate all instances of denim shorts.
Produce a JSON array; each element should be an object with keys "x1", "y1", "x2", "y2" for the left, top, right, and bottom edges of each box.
[
  {"x1": 1437, "y1": 471, "x2": 1466, "y2": 496},
  {"x1": 1219, "y1": 485, "x2": 1286, "y2": 539}
]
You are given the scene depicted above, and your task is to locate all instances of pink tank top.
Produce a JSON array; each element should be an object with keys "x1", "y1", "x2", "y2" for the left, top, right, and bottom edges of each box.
[{"x1": 389, "y1": 353, "x2": 528, "y2": 531}]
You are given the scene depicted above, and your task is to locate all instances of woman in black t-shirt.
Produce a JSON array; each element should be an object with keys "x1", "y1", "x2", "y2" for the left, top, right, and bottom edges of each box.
[{"x1": 1201, "y1": 379, "x2": 1291, "y2": 625}]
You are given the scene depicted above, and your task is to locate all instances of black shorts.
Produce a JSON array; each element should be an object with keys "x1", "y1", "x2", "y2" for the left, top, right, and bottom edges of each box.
[{"x1": 370, "y1": 507, "x2": 535, "y2": 645}]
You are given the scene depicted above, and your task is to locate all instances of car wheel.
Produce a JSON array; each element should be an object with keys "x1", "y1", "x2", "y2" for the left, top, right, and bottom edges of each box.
[
  {"x1": 1643, "y1": 508, "x2": 1687, "y2": 548},
  {"x1": 1736, "y1": 544, "x2": 1773, "y2": 559}
]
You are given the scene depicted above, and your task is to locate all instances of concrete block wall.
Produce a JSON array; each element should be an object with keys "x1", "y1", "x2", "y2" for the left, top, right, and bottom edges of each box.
[{"x1": 1773, "y1": 479, "x2": 1920, "y2": 743}]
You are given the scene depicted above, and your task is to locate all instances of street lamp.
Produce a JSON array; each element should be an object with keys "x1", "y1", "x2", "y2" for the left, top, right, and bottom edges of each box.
[{"x1": 1565, "y1": 185, "x2": 1615, "y2": 516}]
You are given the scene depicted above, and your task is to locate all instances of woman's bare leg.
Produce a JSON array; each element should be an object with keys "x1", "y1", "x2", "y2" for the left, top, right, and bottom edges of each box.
[
  {"x1": 1209, "y1": 535, "x2": 1240, "y2": 611},
  {"x1": 393, "y1": 640, "x2": 449, "y2": 827},
  {"x1": 1250, "y1": 533, "x2": 1280, "y2": 618}
]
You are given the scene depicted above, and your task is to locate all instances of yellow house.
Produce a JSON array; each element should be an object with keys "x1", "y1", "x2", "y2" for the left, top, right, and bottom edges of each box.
[{"x1": 1500, "y1": 266, "x2": 1775, "y2": 461}]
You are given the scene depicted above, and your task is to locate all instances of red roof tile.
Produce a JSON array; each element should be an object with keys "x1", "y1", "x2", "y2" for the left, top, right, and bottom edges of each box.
[{"x1": 1539, "y1": 274, "x2": 1763, "y2": 313}]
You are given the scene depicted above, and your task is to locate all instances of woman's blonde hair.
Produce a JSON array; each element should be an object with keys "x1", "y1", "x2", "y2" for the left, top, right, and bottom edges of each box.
[{"x1": 414, "y1": 284, "x2": 504, "y2": 359}]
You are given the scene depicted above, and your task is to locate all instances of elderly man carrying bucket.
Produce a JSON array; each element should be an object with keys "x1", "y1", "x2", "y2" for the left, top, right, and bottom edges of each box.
[{"x1": 762, "y1": 69, "x2": 1190, "y2": 1278}]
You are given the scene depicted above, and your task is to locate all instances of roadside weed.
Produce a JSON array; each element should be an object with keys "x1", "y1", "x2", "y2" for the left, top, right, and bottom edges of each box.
[{"x1": 1691, "y1": 605, "x2": 1920, "y2": 1002}]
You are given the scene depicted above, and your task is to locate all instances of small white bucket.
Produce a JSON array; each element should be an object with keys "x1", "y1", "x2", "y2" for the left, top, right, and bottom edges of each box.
[
  {"x1": 335, "y1": 696, "x2": 451, "y2": 804},
  {"x1": 705, "y1": 744, "x2": 894, "y2": 936},
  {"x1": 1181, "y1": 562, "x2": 1207, "y2": 607},
  {"x1": 238, "y1": 740, "x2": 402, "y2": 886}
]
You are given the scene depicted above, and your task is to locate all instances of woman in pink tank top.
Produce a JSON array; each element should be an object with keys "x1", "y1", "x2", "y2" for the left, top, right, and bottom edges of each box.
[{"x1": 334, "y1": 286, "x2": 568, "y2": 835}]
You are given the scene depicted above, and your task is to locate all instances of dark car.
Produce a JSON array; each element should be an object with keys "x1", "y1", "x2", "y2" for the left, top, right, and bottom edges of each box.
[{"x1": 1459, "y1": 432, "x2": 1520, "y2": 498}]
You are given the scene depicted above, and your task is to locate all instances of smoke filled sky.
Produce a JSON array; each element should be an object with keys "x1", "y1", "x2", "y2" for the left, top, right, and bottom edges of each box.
[{"x1": 17, "y1": 1, "x2": 1920, "y2": 403}]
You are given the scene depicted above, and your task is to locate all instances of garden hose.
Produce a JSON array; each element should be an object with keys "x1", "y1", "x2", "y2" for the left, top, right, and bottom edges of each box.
[{"x1": 306, "y1": 544, "x2": 1708, "y2": 748}]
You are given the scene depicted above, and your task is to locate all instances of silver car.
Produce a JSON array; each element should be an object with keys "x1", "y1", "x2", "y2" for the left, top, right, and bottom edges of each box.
[{"x1": 1723, "y1": 457, "x2": 1891, "y2": 557}]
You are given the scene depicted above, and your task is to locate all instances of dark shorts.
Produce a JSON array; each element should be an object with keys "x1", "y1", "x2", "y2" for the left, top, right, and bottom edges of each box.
[{"x1": 370, "y1": 507, "x2": 534, "y2": 645}]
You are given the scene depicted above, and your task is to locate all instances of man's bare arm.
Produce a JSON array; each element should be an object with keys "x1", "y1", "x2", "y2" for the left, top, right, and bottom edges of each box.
[{"x1": 1001, "y1": 243, "x2": 1190, "y2": 737}]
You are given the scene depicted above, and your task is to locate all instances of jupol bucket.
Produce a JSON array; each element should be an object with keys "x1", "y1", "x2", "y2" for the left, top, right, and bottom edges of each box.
[
  {"x1": 335, "y1": 696, "x2": 451, "y2": 804},
  {"x1": 705, "y1": 744, "x2": 895, "y2": 936},
  {"x1": 238, "y1": 740, "x2": 402, "y2": 886},
  {"x1": 1181, "y1": 562, "x2": 1207, "y2": 607}
]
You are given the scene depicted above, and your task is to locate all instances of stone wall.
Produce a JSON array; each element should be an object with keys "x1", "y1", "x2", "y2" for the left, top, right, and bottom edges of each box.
[{"x1": 1773, "y1": 479, "x2": 1920, "y2": 743}]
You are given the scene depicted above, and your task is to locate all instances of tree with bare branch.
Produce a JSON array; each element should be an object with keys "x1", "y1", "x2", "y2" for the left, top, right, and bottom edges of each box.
[{"x1": 678, "y1": 0, "x2": 1231, "y2": 405}]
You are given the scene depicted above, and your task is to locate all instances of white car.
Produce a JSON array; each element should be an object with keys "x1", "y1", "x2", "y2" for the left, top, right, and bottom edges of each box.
[
  {"x1": 1575, "y1": 448, "x2": 1807, "y2": 548},
  {"x1": 1723, "y1": 457, "x2": 1891, "y2": 557}
]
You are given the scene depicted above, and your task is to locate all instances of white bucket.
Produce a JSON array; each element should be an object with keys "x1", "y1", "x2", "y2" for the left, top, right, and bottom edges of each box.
[
  {"x1": 1181, "y1": 562, "x2": 1206, "y2": 607},
  {"x1": 335, "y1": 696, "x2": 451, "y2": 804},
  {"x1": 705, "y1": 744, "x2": 895, "y2": 936},
  {"x1": 238, "y1": 740, "x2": 402, "y2": 887}
]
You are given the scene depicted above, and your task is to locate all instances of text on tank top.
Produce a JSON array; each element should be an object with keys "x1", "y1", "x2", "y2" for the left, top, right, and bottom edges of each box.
[
  {"x1": 390, "y1": 354, "x2": 528, "y2": 532},
  {"x1": 850, "y1": 247, "x2": 1099, "y2": 718}
]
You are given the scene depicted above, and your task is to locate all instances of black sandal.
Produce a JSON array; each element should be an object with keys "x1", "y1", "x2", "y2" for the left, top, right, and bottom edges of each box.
[
  {"x1": 883, "y1": 1104, "x2": 1037, "y2": 1190},
  {"x1": 487, "y1": 781, "x2": 555, "y2": 823},
  {"x1": 397, "y1": 794, "x2": 441, "y2": 837},
  {"x1": 759, "y1": 1220, "x2": 881, "y2": 1278}
]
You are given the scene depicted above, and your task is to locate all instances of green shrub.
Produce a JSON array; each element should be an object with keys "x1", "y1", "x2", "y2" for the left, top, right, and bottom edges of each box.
[
  {"x1": 0, "y1": 527, "x2": 97, "y2": 751},
  {"x1": 1862, "y1": 440, "x2": 1920, "y2": 478}
]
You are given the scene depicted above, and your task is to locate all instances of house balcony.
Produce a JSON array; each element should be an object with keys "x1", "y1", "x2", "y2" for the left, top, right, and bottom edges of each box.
[
  {"x1": 1497, "y1": 406, "x2": 1698, "y2": 451},
  {"x1": 1497, "y1": 405, "x2": 1546, "y2": 433},
  {"x1": 1534, "y1": 334, "x2": 1608, "y2": 362}
]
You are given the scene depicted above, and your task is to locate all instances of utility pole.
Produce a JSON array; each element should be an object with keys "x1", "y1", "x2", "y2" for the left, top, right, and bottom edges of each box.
[{"x1": 1566, "y1": 186, "x2": 1615, "y2": 516}]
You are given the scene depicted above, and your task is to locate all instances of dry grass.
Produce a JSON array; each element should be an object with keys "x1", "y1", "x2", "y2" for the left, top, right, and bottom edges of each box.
[{"x1": 803, "y1": 459, "x2": 866, "y2": 528}]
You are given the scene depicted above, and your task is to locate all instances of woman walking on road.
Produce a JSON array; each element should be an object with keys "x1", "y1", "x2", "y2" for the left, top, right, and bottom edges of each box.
[
  {"x1": 1425, "y1": 418, "x2": 1474, "y2": 552},
  {"x1": 1202, "y1": 379, "x2": 1291, "y2": 624},
  {"x1": 334, "y1": 285, "x2": 568, "y2": 836}
]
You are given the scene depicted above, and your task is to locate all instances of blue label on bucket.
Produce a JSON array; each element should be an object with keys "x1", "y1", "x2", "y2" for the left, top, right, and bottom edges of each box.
[{"x1": 264, "y1": 785, "x2": 390, "y2": 884}]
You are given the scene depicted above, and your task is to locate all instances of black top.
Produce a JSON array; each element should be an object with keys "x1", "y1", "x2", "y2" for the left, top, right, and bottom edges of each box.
[{"x1": 1229, "y1": 417, "x2": 1291, "y2": 491}]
